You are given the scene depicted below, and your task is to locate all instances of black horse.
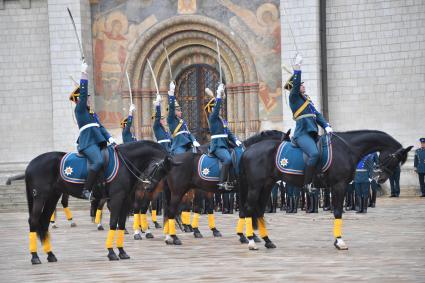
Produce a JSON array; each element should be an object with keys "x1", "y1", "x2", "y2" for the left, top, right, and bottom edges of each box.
[
  {"x1": 239, "y1": 130, "x2": 412, "y2": 250},
  {"x1": 25, "y1": 140, "x2": 176, "y2": 264},
  {"x1": 162, "y1": 130, "x2": 288, "y2": 245}
]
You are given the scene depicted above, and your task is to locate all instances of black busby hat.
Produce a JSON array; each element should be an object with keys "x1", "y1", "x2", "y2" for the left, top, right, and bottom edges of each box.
[{"x1": 420, "y1": 138, "x2": 425, "y2": 143}]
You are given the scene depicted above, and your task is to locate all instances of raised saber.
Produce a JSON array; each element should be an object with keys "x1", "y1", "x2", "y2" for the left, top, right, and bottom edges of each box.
[
  {"x1": 215, "y1": 38, "x2": 222, "y2": 84},
  {"x1": 147, "y1": 59, "x2": 160, "y2": 96},
  {"x1": 67, "y1": 7, "x2": 85, "y2": 60},
  {"x1": 281, "y1": 4, "x2": 299, "y2": 62},
  {"x1": 162, "y1": 41, "x2": 173, "y2": 81},
  {"x1": 125, "y1": 71, "x2": 133, "y2": 105}
]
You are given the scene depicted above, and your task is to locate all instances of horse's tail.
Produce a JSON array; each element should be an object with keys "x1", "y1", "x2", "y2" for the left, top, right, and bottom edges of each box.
[
  {"x1": 25, "y1": 170, "x2": 47, "y2": 242},
  {"x1": 238, "y1": 157, "x2": 248, "y2": 218},
  {"x1": 6, "y1": 173, "x2": 25, "y2": 185}
]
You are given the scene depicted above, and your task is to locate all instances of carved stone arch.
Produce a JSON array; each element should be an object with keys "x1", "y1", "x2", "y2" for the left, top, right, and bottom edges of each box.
[{"x1": 124, "y1": 15, "x2": 260, "y2": 139}]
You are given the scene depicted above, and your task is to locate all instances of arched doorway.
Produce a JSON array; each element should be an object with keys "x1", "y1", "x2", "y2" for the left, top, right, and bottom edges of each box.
[{"x1": 175, "y1": 64, "x2": 226, "y2": 144}]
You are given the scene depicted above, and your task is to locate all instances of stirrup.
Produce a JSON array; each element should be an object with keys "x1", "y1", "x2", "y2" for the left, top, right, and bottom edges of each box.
[
  {"x1": 81, "y1": 189, "x2": 92, "y2": 200},
  {"x1": 218, "y1": 182, "x2": 233, "y2": 191}
]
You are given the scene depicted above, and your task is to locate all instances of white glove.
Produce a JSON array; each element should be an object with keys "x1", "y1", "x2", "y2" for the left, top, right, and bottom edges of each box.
[
  {"x1": 325, "y1": 126, "x2": 333, "y2": 134},
  {"x1": 216, "y1": 83, "x2": 225, "y2": 99},
  {"x1": 81, "y1": 60, "x2": 88, "y2": 74},
  {"x1": 349, "y1": 180, "x2": 354, "y2": 184},
  {"x1": 108, "y1": 137, "x2": 116, "y2": 145},
  {"x1": 168, "y1": 81, "x2": 175, "y2": 96},
  {"x1": 156, "y1": 94, "x2": 162, "y2": 102},
  {"x1": 368, "y1": 178, "x2": 373, "y2": 182},
  {"x1": 129, "y1": 104, "x2": 136, "y2": 114},
  {"x1": 294, "y1": 53, "x2": 303, "y2": 66},
  {"x1": 153, "y1": 99, "x2": 160, "y2": 106},
  {"x1": 193, "y1": 141, "x2": 201, "y2": 147},
  {"x1": 235, "y1": 140, "x2": 242, "y2": 147}
]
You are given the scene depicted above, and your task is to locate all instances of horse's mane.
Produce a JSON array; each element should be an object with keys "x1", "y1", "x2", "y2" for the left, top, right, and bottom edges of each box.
[
  {"x1": 243, "y1": 130, "x2": 288, "y2": 147},
  {"x1": 335, "y1": 130, "x2": 402, "y2": 149},
  {"x1": 117, "y1": 140, "x2": 167, "y2": 154}
]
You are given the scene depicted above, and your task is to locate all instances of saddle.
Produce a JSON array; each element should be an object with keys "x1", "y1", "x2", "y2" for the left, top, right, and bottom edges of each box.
[
  {"x1": 198, "y1": 147, "x2": 244, "y2": 183},
  {"x1": 275, "y1": 135, "x2": 333, "y2": 175},
  {"x1": 60, "y1": 145, "x2": 119, "y2": 184}
]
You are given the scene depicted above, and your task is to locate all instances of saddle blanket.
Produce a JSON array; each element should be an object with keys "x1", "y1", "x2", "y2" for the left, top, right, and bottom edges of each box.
[
  {"x1": 60, "y1": 146, "x2": 119, "y2": 184},
  {"x1": 197, "y1": 147, "x2": 244, "y2": 182},
  {"x1": 275, "y1": 135, "x2": 333, "y2": 175}
]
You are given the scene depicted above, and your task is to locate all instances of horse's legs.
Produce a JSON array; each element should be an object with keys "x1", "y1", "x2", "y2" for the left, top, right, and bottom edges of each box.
[
  {"x1": 132, "y1": 195, "x2": 143, "y2": 240},
  {"x1": 151, "y1": 193, "x2": 162, "y2": 228},
  {"x1": 116, "y1": 197, "x2": 131, "y2": 260},
  {"x1": 244, "y1": 182, "x2": 262, "y2": 250},
  {"x1": 140, "y1": 197, "x2": 154, "y2": 239},
  {"x1": 206, "y1": 193, "x2": 222, "y2": 237},
  {"x1": 28, "y1": 197, "x2": 45, "y2": 264},
  {"x1": 258, "y1": 187, "x2": 276, "y2": 249},
  {"x1": 236, "y1": 209, "x2": 248, "y2": 243},
  {"x1": 332, "y1": 182, "x2": 349, "y2": 250},
  {"x1": 105, "y1": 195, "x2": 124, "y2": 261},
  {"x1": 191, "y1": 191, "x2": 204, "y2": 238},
  {"x1": 39, "y1": 192, "x2": 61, "y2": 262},
  {"x1": 165, "y1": 193, "x2": 184, "y2": 245}
]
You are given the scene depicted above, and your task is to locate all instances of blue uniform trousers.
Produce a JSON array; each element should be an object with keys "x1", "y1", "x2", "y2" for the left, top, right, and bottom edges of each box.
[
  {"x1": 418, "y1": 173, "x2": 425, "y2": 196},
  {"x1": 214, "y1": 147, "x2": 232, "y2": 165},
  {"x1": 389, "y1": 168, "x2": 400, "y2": 196},
  {"x1": 81, "y1": 144, "x2": 104, "y2": 171},
  {"x1": 295, "y1": 134, "x2": 319, "y2": 166},
  {"x1": 355, "y1": 182, "x2": 369, "y2": 198}
]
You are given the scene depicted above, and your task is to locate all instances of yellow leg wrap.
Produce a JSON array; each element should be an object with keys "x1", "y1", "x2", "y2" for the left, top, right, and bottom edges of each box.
[
  {"x1": 116, "y1": 230, "x2": 125, "y2": 248},
  {"x1": 192, "y1": 213, "x2": 200, "y2": 228},
  {"x1": 105, "y1": 230, "x2": 116, "y2": 249},
  {"x1": 181, "y1": 211, "x2": 190, "y2": 225},
  {"x1": 151, "y1": 210, "x2": 157, "y2": 222},
  {"x1": 63, "y1": 207, "x2": 73, "y2": 220},
  {"x1": 334, "y1": 219, "x2": 343, "y2": 238},
  {"x1": 208, "y1": 214, "x2": 216, "y2": 229},
  {"x1": 258, "y1": 217, "x2": 268, "y2": 238},
  {"x1": 95, "y1": 209, "x2": 102, "y2": 224},
  {"x1": 42, "y1": 232, "x2": 52, "y2": 253},
  {"x1": 245, "y1": 217, "x2": 254, "y2": 237},
  {"x1": 141, "y1": 214, "x2": 148, "y2": 231},
  {"x1": 50, "y1": 212, "x2": 55, "y2": 222},
  {"x1": 163, "y1": 219, "x2": 169, "y2": 235},
  {"x1": 169, "y1": 219, "x2": 176, "y2": 235},
  {"x1": 133, "y1": 213, "x2": 141, "y2": 231},
  {"x1": 236, "y1": 218, "x2": 245, "y2": 234},
  {"x1": 29, "y1": 232, "x2": 37, "y2": 253}
]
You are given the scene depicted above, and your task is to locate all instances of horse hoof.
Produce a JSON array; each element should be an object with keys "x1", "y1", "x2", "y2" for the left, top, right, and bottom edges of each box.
[
  {"x1": 47, "y1": 252, "x2": 57, "y2": 262},
  {"x1": 253, "y1": 234, "x2": 261, "y2": 243},
  {"x1": 212, "y1": 228, "x2": 222, "y2": 237},
  {"x1": 194, "y1": 232, "x2": 203, "y2": 238},
  {"x1": 70, "y1": 222, "x2": 77, "y2": 228},
  {"x1": 265, "y1": 242, "x2": 276, "y2": 249},
  {"x1": 118, "y1": 248, "x2": 130, "y2": 260},
  {"x1": 124, "y1": 229, "x2": 129, "y2": 235},
  {"x1": 51, "y1": 224, "x2": 58, "y2": 229},
  {"x1": 334, "y1": 238, "x2": 348, "y2": 250},
  {"x1": 145, "y1": 232, "x2": 154, "y2": 239},
  {"x1": 107, "y1": 249, "x2": 119, "y2": 261},
  {"x1": 238, "y1": 234, "x2": 249, "y2": 244},
  {"x1": 97, "y1": 225, "x2": 104, "y2": 231},
  {"x1": 188, "y1": 225, "x2": 194, "y2": 232},
  {"x1": 31, "y1": 253, "x2": 41, "y2": 265},
  {"x1": 154, "y1": 222, "x2": 162, "y2": 229},
  {"x1": 183, "y1": 225, "x2": 191, "y2": 233},
  {"x1": 133, "y1": 234, "x2": 142, "y2": 240},
  {"x1": 248, "y1": 243, "x2": 258, "y2": 250},
  {"x1": 172, "y1": 235, "x2": 182, "y2": 245}
]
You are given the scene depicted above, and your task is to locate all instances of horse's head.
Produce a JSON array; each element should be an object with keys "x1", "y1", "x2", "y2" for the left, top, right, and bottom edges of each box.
[
  {"x1": 143, "y1": 155, "x2": 182, "y2": 192},
  {"x1": 375, "y1": 146, "x2": 413, "y2": 183}
]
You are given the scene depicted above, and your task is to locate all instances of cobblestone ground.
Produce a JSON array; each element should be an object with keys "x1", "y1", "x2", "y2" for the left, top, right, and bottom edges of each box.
[{"x1": 0, "y1": 197, "x2": 424, "y2": 282}]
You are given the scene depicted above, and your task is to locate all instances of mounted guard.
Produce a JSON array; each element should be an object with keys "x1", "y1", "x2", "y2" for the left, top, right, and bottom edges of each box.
[
  {"x1": 121, "y1": 104, "x2": 136, "y2": 143},
  {"x1": 153, "y1": 94, "x2": 172, "y2": 153},
  {"x1": 70, "y1": 60, "x2": 116, "y2": 200},
  {"x1": 286, "y1": 54, "x2": 333, "y2": 190},
  {"x1": 204, "y1": 84, "x2": 242, "y2": 190}
]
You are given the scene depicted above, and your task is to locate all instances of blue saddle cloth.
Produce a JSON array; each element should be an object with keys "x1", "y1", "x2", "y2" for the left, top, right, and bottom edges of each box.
[
  {"x1": 197, "y1": 147, "x2": 244, "y2": 182},
  {"x1": 275, "y1": 135, "x2": 333, "y2": 175},
  {"x1": 60, "y1": 146, "x2": 119, "y2": 184}
]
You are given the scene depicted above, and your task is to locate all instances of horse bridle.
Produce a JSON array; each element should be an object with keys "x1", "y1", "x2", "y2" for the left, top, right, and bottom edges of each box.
[{"x1": 376, "y1": 153, "x2": 399, "y2": 177}]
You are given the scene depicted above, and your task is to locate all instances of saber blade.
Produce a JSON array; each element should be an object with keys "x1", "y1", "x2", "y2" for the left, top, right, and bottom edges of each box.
[
  {"x1": 147, "y1": 59, "x2": 160, "y2": 96},
  {"x1": 162, "y1": 41, "x2": 173, "y2": 80},
  {"x1": 216, "y1": 38, "x2": 222, "y2": 84},
  {"x1": 125, "y1": 71, "x2": 133, "y2": 105},
  {"x1": 67, "y1": 7, "x2": 85, "y2": 60}
]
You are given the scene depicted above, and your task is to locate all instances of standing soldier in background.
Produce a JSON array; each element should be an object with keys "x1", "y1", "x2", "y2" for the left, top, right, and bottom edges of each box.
[
  {"x1": 389, "y1": 163, "x2": 401, "y2": 197},
  {"x1": 369, "y1": 152, "x2": 379, "y2": 207},
  {"x1": 414, "y1": 138, "x2": 425, "y2": 197},
  {"x1": 354, "y1": 154, "x2": 374, "y2": 213}
]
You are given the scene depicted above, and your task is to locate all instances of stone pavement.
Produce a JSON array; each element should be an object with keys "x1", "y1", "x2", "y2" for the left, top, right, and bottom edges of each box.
[{"x1": 0, "y1": 197, "x2": 424, "y2": 282}]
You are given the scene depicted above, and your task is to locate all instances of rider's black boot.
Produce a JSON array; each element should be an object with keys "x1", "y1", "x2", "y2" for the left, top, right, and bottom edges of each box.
[
  {"x1": 313, "y1": 193, "x2": 319, "y2": 213},
  {"x1": 286, "y1": 197, "x2": 292, "y2": 213},
  {"x1": 81, "y1": 169, "x2": 99, "y2": 200},
  {"x1": 218, "y1": 164, "x2": 232, "y2": 191},
  {"x1": 272, "y1": 194, "x2": 278, "y2": 213},
  {"x1": 292, "y1": 196, "x2": 299, "y2": 213}
]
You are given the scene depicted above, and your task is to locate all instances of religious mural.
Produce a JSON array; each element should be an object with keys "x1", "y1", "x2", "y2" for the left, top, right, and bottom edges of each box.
[{"x1": 90, "y1": 0, "x2": 282, "y2": 128}]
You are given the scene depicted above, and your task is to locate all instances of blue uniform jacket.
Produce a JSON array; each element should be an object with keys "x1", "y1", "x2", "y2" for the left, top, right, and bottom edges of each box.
[
  {"x1": 354, "y1": 154, "x2": 374, "y2": 183},
  {"x1": 153, "y1": 105, "x2": 172, "y2": 152},
  {"x1": 75, "y1": 79, "x2": 111, "y2": 151},
  {"x1": 167, "y1": 96, "x2": 197, "y2": 151},
  {"x1": 122, "y1": 115, "x2": 136, "y2": 143},
  {"x1": 208, "y1": 97, "x2": 237, "y2": 153},
  {"x1": 414, "y1": 148, "x2": 425, "y2": 173},
  {"x1": 289, "y1": 70, "x2": 330, "y2": 139}
]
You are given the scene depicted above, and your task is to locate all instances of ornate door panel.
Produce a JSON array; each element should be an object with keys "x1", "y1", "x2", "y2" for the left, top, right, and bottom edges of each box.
[{"x1": 175, "y1": 64, "x2": 226, "y2": 144}]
